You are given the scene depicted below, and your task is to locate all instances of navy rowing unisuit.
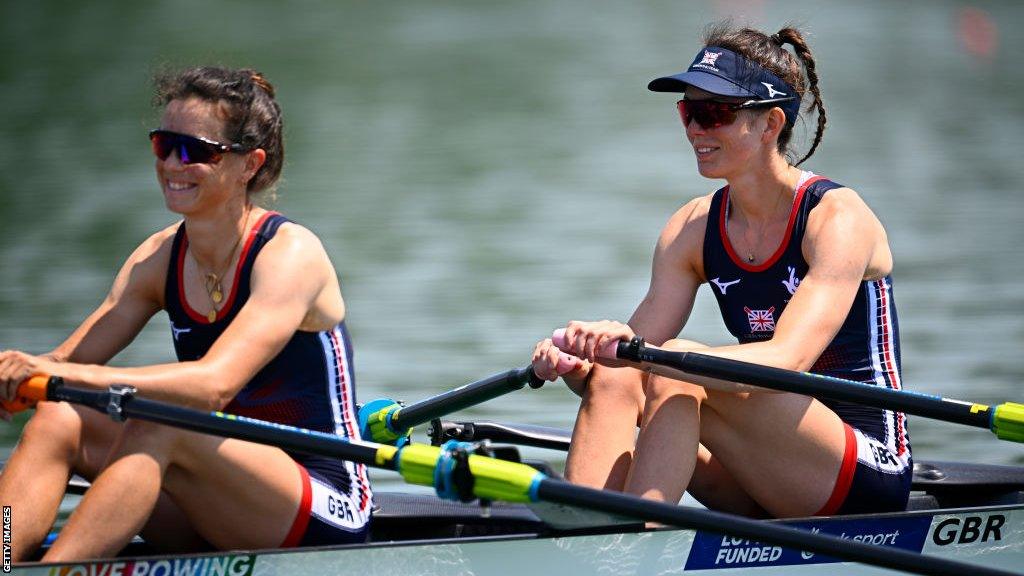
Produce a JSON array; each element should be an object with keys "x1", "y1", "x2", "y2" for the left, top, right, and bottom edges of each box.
[
  {"x1": 164, "y1": 212, "x2": 372, "y2": 545},
  {"x1": 702, "y1": 172, "x2": 912, "y2": 515}
]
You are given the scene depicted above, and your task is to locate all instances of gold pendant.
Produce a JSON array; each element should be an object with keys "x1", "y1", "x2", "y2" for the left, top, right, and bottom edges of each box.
[
  {"x1": 211, "y1": 289, "x2": 223, "y2": 304},
  {"x1": 207, "y1": 310, "x2": 217, "y2": 323}
]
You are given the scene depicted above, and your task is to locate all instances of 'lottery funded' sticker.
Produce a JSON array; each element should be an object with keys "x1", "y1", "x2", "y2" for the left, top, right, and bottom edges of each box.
[{"x1": 684, "y1": 515, "x2": 931, "y2": 570}]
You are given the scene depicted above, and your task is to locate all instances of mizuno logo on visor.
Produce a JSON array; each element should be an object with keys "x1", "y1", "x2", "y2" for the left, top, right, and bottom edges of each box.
[{"x1": 761, "y1": 82, "x2": 787, "y2": 98}]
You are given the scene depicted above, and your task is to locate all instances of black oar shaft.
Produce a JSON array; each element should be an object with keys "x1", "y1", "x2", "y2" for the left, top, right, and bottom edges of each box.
[
  {"x1": 392, "y1": 367, "x2": 538, "y2": 429},
  {"x1": 536, "y1": 479, "x2": 1015, "y2": 576},
  {"x1": 51, "y1": 385, "x2": 383, "y2": 466},
  {"x1": 622, "y1": 344, "x2": 994, "y2": 430}
]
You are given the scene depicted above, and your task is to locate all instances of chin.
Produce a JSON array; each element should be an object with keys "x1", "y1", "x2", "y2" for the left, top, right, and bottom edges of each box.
[
  {"x1": 162, "y1": 192, "x2": 198, "y2": 216},
  {"x1": 695, "y1": 163, "x2": 726, "y2": 180}
]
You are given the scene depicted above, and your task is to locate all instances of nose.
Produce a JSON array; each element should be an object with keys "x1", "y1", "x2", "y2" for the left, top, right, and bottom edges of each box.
[
  {"x1": 684, "y1": 117, "x2": 706, "y2": 140},
  {"x1": 157, "y1": 146, "x2": 187, "y2": 169}
]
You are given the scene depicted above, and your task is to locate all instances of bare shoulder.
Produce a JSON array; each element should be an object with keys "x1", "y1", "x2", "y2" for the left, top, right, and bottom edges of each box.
[
  {"x1": 810, "y1": 186, "x2": 880, "y2": 224},
  {"x1": 117, "y1": 222, "x2": 181, "y2": 280},
  {"x1": 265, "y1": 220, "x2": 328, "y2": 257},
  {"x1": 256, "y1": 220, "x2": 335, "y2": 277},
  {"x1": 132, "y1": 222, "x2": 179, "y2": 261},
  {"x1": 660, "y1": 193, "x2": 713, "y2": 248},
  {"x1": 104, "y1": 222, "x2": 181, "y2": 305},
  {"x1": 655, "y1": 193, "x2": 713, "y2": 271},
  {"x1": 251, "y1": 219, "x2": 344, "y2": 322},
  {"x1": 805, "y1": 186, "x2": 892, "y2": 277}
]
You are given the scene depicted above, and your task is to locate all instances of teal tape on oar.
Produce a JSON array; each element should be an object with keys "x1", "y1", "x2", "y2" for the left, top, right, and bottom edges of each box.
[
  {"x1": 357, "y1": 398, "x2": 411, "y2": 446},
  {"x1": 433, "y1": 440, "x2": 476, "y2": 502},
  {"x1": 992, "y1": 402, "x2": 1024, "y2": 442}
]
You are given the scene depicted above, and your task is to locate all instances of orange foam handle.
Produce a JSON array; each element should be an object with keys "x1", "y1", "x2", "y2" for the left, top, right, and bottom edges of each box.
[{"x1": 1, "y1": 375, "x2": 50, "y2": 413}]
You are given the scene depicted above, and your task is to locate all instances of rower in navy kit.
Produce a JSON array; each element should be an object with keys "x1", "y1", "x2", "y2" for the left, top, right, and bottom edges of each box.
[
  {"x1": 164, "y1": 211, "x2": 373, "y2": 542},
  {"x1": 0, "y1": 67, "x2": 371, "y2": 562},
  {"x1": 532, "y1": 24, "x2": 912, "y2": 517},
  {"x1": 702, "y1": 172, "x2": 911, "y2": 514}
]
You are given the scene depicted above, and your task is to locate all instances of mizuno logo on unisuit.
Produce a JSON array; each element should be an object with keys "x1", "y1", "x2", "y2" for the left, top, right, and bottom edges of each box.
[
  {"x1": 761, "y1": 82, "x2": 786, "y2": 98},
  {"x1": 711, "y1": 277, "x2": 741, "y2": 294},
  {"x1": 171, "y1": 322, "x2": 192, "y2": 341}
]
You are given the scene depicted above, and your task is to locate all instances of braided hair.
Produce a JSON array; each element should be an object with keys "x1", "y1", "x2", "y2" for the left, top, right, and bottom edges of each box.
[{"x1": 703, "y1": 23, "x2": 826, "y2": 166}]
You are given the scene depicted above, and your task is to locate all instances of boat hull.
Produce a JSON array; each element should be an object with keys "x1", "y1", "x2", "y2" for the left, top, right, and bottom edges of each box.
[{"x1": 14, "y1": 504, "x2": 1024, "y2": 575}]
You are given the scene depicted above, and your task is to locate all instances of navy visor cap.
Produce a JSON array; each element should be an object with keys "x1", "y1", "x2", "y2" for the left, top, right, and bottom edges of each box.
[{"x1": 649, "y1": 47, "x2": 801, "y2": 125}]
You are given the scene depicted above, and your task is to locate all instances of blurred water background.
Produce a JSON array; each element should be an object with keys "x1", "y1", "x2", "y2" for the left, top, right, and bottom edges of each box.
[{"x1": 1, "y1": 0, "x2": 1022, "y2": 499}]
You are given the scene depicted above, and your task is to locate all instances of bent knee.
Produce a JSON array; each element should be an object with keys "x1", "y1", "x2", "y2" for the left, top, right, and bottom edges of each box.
[
  {"x1": 644, "y1": 373, "x2": 706, "y2": 403},
  {"x1": 119, "y1": 418, "x2": 181, "y2": 444},
  {"x1": 660, "y1": 338, "x2": 709, "y2": 351},
  {"x1": 22, "y1": 401, "x2": 85, "y2": 459},
  {"x1": 116, "y1": 419, "x2": 216, "y2": 464},
  {"x1": 585, "y1": 367, "x2": 646, "y2": 410}
]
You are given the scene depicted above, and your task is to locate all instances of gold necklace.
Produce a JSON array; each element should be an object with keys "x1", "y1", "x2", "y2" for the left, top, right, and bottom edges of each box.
[{"x1": 194, "y1": 206, "x2": 252, "y2": 322}]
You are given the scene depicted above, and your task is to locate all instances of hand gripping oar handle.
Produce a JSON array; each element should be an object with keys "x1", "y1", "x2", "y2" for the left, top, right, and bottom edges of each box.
[
  {"x1": 1, "y1": 375, "x2": 56, "y2": 413},
  {"x1": 359, "y1": 352, "x2": 582, "y2": 445},
  {"x1": 551, "y1": 328, "x2": 622, "y2": 361},
  {"x1": 551, "y1": 329, "x2": 1024, "y2": 443}
]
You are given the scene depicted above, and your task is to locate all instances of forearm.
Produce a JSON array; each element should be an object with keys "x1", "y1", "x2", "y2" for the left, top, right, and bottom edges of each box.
[
  {"x1": 700, "y1": 341, "x2": 813, "y2": 372},
  {"x1": 40, "y1": 359, "x2": 234, "y2": 411}
]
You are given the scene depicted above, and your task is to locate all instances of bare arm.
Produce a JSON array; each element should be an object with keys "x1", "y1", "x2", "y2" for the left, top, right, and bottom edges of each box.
[
  {"x1": 0, "y1": 228, "x2": 171, "y2": 414},
  {"x1": 550, "y1": 197, "x2": 710, "y2": 395},
  {"x1": 5, "y1": 223, "x2": 340, "y2": 410},
  {"x1": 623, "y1": 188, "x2": 891, "y2": 393}
]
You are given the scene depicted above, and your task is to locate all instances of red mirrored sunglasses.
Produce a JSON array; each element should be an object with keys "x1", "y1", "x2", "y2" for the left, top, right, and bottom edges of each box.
[{"x1": 676, "y1": 97, "x2": 796, "y2": 130}]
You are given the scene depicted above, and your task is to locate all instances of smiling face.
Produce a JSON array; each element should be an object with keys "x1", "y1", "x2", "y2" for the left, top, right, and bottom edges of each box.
[
  {"x1": 155, "y1": 97, "x2": 255, "y2": 216},
  {"x1": 682, "y1": 87, "x2": 772, "y2": 180}
]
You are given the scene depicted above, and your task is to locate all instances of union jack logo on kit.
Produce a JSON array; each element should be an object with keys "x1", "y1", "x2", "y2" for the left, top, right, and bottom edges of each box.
[
  {"x1": 744, "y1": 306, "x2": 776, "y2": 332},
  {"x1": 700, "y1": 51, "x2": 722, "y2": 66}
]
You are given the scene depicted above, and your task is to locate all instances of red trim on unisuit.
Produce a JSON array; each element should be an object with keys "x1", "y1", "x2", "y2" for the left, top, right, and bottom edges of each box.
[
  {"x1": 815, "y1": 423, "x2": 858, "y2": 516},
  {"x1": 720, "y1": 175, "x2": 824, "y2": 272},
  {"x1": 280, "y1": 462, "x2": 312, "y2": 547},
  {"x1": 328, "y1": 327, "x2": 372, "y2": 512},
  {"x1": 177, "y1": 211, "x2": 278, "y2": 324},
  {"x1": 873, "y1": 279, "x2": 908, "y2": 456}
]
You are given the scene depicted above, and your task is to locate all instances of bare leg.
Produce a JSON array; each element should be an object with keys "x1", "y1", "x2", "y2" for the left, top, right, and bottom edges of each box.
[
  {"x1": 688, "y1": 444, "x2": 768, "y2": 518},
  {"x1": 140, "y1": 493, "x2": 212, "y2": 553},
  {"x1": 0, "y1": 402, "x2": 120, "y2": 561},
  {"x1": 44, "y1": 418, "x2": 305, "y2": 561},
  {"x1": 46, "y1": 428, "x2": 167, "y2": 560},
  {"x1": 564, "y1": 366, "x2": 645, "y2": 490},
  {"x1": 698, "y1": 387, "x2": 845, "y2": 517},
  {"x1": 623, "y1": 374, "x2": 705, "y2": 503},
  {"x1": 623, "y1": 369, "x2": 846, "y2": 517}
]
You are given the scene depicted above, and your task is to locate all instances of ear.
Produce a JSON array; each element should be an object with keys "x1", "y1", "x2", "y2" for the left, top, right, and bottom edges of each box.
[
  {"x1": 762, "y1": 107, "x2": 787, "y2": 144},
  {"x1": 242, "y1": 148, "x2": 267, "y2": 184}
]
